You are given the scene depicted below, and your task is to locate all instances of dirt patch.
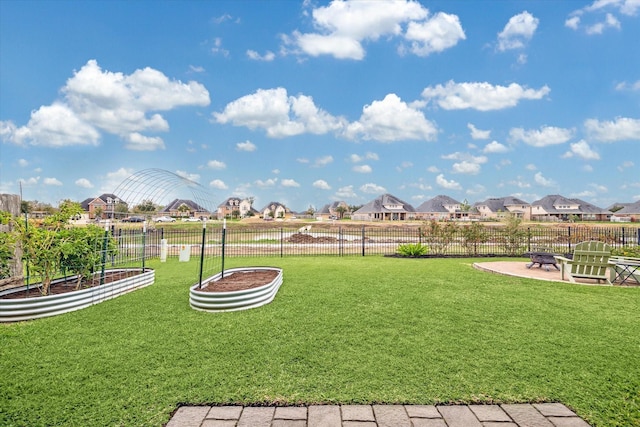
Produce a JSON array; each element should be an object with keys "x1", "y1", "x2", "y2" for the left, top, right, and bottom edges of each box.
[
  {"x1": 200, "y1": 270, "x2": 279, "y2": 292},
  {"x1": 287, "y1": 233, "x2": 338, "y2": 243},
  {"x1": 1, "y1": 270, "x2": 144, "y2": 299}
]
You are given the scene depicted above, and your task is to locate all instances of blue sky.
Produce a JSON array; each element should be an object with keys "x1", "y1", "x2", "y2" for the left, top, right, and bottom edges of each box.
[{"x1": 1, "y1": 0, "x2": 639, "y2": 213}]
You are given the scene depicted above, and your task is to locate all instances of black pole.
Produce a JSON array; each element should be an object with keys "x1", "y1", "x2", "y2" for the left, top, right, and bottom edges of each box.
[
  {"x1": 362, "y1": 226, "x2": 365, "y2": 257},
  {"x1": 142, "y1": 222, "x2": 147, "y2": 272},
  {"x1": 198, "y1": 221, "x2": 207, "y2": 287},
  {"x1": 221, "y1": 221, "x2": 227, "y2": 278},
  {"x1": 100, "y1": 224, "x2": 109, "y2": 286}
]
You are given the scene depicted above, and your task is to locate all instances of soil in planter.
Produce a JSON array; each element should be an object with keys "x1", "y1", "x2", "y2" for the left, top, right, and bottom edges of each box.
[
  {"x1": 200, "y1": 270, "x2": 279, "y2": 292},
  {"x1": 1, "y1": 270, "x2": 144, "y2": 299}
]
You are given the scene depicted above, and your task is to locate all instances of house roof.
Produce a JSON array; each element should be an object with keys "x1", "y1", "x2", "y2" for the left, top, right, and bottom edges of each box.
[
  {"x1": 531, "y1": 194, "x2": 606, "y2": 214},
  {"x1": 414, "y1": 195, "x2": 460, "y2": 213},
  {"x1": 260, "y1": 202, "x2": 288, "y2": 212},
  {"x1": 317, "y1": 201, "x2": 348, "y2": 214},
  {"x1": 355, "y1": 193, "x2": 415, "y2": 214},
  {"x1": 475, "y1": 196, "x2": 530, "y2": 212},
  {"x1": 615, "y1": 200, "x2": 640, "y2": 214},
  {"x1": 161, "y1": 199, "x2": 207, "y2": 212},
  {"x1": 217, "y1": 197, "x2": 247, "y2": 208}
]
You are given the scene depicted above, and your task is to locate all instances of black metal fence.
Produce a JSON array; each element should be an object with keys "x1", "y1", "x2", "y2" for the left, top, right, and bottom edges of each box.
[{"x1": 112, "y1": 225, "x2": 640, "y2": 259}]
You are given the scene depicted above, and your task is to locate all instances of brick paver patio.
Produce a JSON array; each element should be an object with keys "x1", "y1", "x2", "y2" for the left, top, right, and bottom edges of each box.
[{"x1": 166, "y1": 403, "x2": 590, "y2": 426}]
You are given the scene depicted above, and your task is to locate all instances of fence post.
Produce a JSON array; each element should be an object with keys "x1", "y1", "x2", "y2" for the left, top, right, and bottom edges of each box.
[
  {"x1": 199, "y1": 220, "x2": 208, "y2": 287},
  {"x1": 280, "y1": 228, "x2": 283, "y2": 258},
  {"x1": 527, "y1": 227, "x2": 531, "y2": 252},
  {"x1": 568, "y1": 226, "x2": 571, "y2": 254},
  {"x1": 339, "y1": 227, "x2": 343, "y2": 256},
  {"x1": 142, "y1": 221, "x2": 146, "y2": 272},
  {"x1": 361, "y1": 226, "x2": 365, "y2": 257},
  {"x1": 100, "y1": 222, "x2": 109, "y2": 286}
]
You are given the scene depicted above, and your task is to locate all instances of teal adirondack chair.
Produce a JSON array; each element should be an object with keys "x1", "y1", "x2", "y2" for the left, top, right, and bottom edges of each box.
[{"x1": 554, "y1": 241, "x2": 613, "y2": 285}]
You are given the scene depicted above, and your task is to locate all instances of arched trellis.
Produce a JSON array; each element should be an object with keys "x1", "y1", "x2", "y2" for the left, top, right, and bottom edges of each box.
[{"x1": 112, "y1": 168, "x2": 215, "y2": 216}]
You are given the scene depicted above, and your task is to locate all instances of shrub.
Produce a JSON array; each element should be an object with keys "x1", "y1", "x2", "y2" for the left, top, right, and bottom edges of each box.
[
  {"x1": 396, "y1": 243, "x2": 428, "y2": 257},
  {"x1": 611, "y1": 245, "x2": 640, "y2": 258}
]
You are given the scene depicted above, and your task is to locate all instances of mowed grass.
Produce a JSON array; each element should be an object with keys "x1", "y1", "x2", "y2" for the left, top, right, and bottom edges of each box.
[{"x1": 1, "y1": 257, "x2": 638, "y2": 426}]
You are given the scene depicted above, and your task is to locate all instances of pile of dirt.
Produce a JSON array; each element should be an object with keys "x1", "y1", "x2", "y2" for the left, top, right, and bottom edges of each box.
[
  {"x1": 287, "y1": 233, "x2": 338, "y2": 243},
  {"x1": 200, "y1": 270, "x2": 279, "y2": 292},
  {"x1": 1, "y1": 270, "x2": 143, "y2": 299}
]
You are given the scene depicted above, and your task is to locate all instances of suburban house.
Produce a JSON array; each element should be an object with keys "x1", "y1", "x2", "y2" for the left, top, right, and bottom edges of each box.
[
  {"x1": 530, "y1": 195, "x2": 609, "y2": 221},
  {"x1": 610, "y1": 200, "x2": 640, "y2": 222},
  {"x1": 81, "y1": 193, "x2": 126, "y2": 220},
  {"x1": 352, "y1": 193, "x2": 415, "y2": 221},
  {"x1": 160, "y1": 199, "x2": 209, "y2": 218},
  {"x1": 414, "y1": 195, "x2": 464, "y2": 221},
  {"x1": 260, "y1": 202, "x2": 290, "y2": 220},
  {"x1": 316, "y1": 201, "x2": 351, "y2": 220},
  {"x1": 216, "y1": 197, "x2": 256, "y2": 220},
  {"x1": 474, "y1": 196, "x2": 531, "y2": 220}
]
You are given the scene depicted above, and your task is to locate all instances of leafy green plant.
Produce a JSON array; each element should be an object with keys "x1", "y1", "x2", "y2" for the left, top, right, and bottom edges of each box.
[
  {"x1": 460, "y1": 222, "x2": 487, "y2": 256},
  {"x1": 396, "y1": 243, "x2": 428, "y2": 257},
  {"x1": 420, "y1": 220, "x2": 458, "y2": 255},
  {"x1": 611, "y1": 245, "x2": 640, "y2": 258},
  {"x1": 59, "y1": 225, "x2": 118, "y2": 289},
  {"x1": 16, "y1": 200, "x2": 84, "y2": 295},
  {"x1": 499, "y1": 214, "x2": 527, "y2": 256}
]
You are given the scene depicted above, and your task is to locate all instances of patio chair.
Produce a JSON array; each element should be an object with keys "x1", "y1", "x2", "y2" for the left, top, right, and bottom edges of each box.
[{"x1": 554, "y1": 241, "x2": 613, "y2": 285}]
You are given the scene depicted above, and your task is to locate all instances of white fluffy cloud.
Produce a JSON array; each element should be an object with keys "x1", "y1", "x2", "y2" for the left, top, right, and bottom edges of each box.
[
  {"x1": 282, "y1": 0, "x2": 465, "y2": 60},
  {"x1": 566, "y1": 0, "x2": 638, "y2": 34},
  {"x1": 422, "y1": 81, "x2": 550, "y2": 111},
  {"x1": 436, "y1": 174, "x2": 462, "y2": 190},
  {"x1": 0, "y1": 60, "x2": 209, "y2": 149},
  {"x1": 75, "y1": 178, "x2": 94, "y2": 188},
  {"x1": 563, "y1": 140, "x2": 601, "y2": 160},
  {"x1": 335, "y1": 185, "x2": 357, "y2": 199},
  {"x1": 313, "y1": 180, "x2": 331, "y2": 190},
  {"x1": 509, "y1": 125, "x2": 574, "y2": 147},
  {"x1": 236, "y1": 140, "x2": 257, "y2": 152},
  {"x1": 214, "y1": 87, "x2": 346, "y2": 138},
  {"x1": 403, "y1": 12, "x2": 466, "y2": 56},
  {"x1": 534, "y1": 172, "x2": 555, "y2": 187},
  {"x1": 281, "y1": 179, "x2": 300, "y2": 188},
  {"x1": 43, "y1": 177, "x2": 62, "y2": 186},
  {"x1": 360, "y1": 183, "x2": 386, "y2": 194},
  {"x1": 246, "y1": 50, "x2": 276, "y2": 61},
  {"x1": 584, "y1": 117, "x2": 640, "y2": 142},
  {"x1": 443, "y1": 152, "x2": 488, "y2": 175},
  {"x1": 497, "y1": 11, "x2": 539, "y2": 51},
  {"x1": 353, "y1": 165, "x2": 373, "y2": 173},
  {"x1": 468, "y1": 123, "x2": 491, "y2": 140},
  {"x1": 207, "y1": 160, "x2": 227, "y2": 170},
  {"x1": 209, "y1": 179, "x2": 228, "y2": 190},
  {"x1": 483, "y1": 141, "x2": 508, "y2": 153},
  {"x1": 345, "y1": 93, "x2": 437, "y2": 142}
]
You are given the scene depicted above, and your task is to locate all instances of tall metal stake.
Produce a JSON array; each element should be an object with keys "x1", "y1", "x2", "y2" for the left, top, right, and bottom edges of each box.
[
  {"x1": 142, "y1": 221, "x2": 147, "y2": 272},
  {"x1": 221, "y1": 219, "x2": 226, "y2": 278},
  {"x1": 198, "y1": 219, "x2": 206, "y2": 288},
  {"x1": 100, "y1": 221, "x2": 109, "y2": 286}
]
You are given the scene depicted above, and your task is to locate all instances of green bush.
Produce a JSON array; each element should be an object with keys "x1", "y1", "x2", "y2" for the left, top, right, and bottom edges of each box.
[
  {"x1": 611, "y1": 245, "x2": 640, "y2": 258},
  {"x1": 396, "y1": 243, "x2": 428, "y2": 257}
]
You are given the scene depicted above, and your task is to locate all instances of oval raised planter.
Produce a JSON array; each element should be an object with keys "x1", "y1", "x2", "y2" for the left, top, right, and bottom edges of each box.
[
  {"x1": 190, "y1": 267, "x2": 283, "y2": 313},
  {"x1": 0, "y1": 268, "x2": 155, "y2": 322}
]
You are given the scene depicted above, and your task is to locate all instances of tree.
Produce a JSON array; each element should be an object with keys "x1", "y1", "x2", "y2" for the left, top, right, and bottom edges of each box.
[
  {"x1": 17, "y1": 200, "x2": 83, "y2": 295},
  {"x1": 500, "y1": 214, "x2": 527, "y2": 255},
  {"x1": 335, "y1": 205, "x2": 347, "y2": 219},
  {"x1": 59, "y1": 226, "x2": 118, "y2": 290},
  {"x1": 461, "y1": 222, "x2": 487, "y2": 256},
  {"x1": 421, "y1": 220, "x2": 458, "y2": 255},
  {"x1": 136, "y1": 199, "x2": 156, "y2": 213},
  {"x1": 306, "y1": 205, "x2": 316, "y2": 216}
]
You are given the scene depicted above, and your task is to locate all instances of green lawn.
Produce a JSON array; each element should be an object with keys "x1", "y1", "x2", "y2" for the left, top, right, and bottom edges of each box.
[{"x1": 1, "y1": 257, "x2": 638, "y2": 426}]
